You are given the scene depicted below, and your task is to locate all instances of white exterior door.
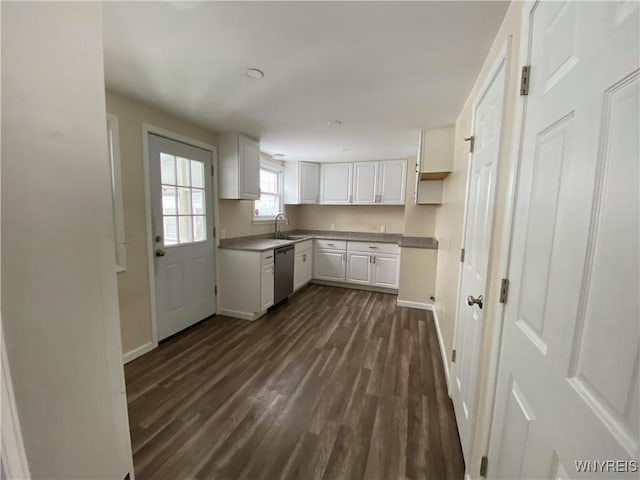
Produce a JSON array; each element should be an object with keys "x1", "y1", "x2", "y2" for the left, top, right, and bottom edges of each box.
[
  {"x1": 352, "y1": 161, "x2": 379, "y2": 204},
  {"x1": 148, "y1": 134, "x2": 216, "y2": 341},
  {"x1": 451, "y1": 49, "x2": 507, "y2": 462},
  {"x1": 320, "y1": 163, "x2": 353, "y2": 204},
  {"x1": 489, "y1": 2, "x2": 639, "y2": 478},
  {"x1": 377, "y1": 159, "x2": 407, "y2": 204},
  {"x1": 346, "y1": 252, "x2": 372, "y2": 285}
]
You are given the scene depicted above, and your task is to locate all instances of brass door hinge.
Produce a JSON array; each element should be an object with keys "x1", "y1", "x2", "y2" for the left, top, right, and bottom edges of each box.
[
  {"x1": 460, "y1": 248, "x2": 466, "y2": 263},
  {"x1": 451, "y1": 349, "x2": 456, "y2": 363}
]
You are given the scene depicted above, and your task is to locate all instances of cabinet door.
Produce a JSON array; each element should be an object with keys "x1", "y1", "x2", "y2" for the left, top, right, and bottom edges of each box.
[
  {"x1": 346, "y1": 252, "x2": 372, "y2": 285},
  {"x1": 320, "y1": 163, "x2": 353, "y2": 204},
  {"x1": 378, "y1": 159, "x2": 406, "y2": 204},
  {"x1": 239, "y1": 135, "x2": 260, "y2": 200},
  {"x1": 261, "y1": 263, "x2": 274, "y2": 310},
  {"x1": 294, "y1": 253, "x2": 304, "y2": 291},
  {"x1": 313, "y1": 249, "x2": 346, "y2": 282},
  {"x1": 352, "y1": 161, "x2": 379, "y2": 204},
  {"x1": 372, "y1": 254, "x2": 400, "y2": 289},
  {"x1": 300, "y1": 162, "x2": 320, "y2": 204},
  {"x1": 294, "y1": 250, "x2": 313, "y2": 290}
]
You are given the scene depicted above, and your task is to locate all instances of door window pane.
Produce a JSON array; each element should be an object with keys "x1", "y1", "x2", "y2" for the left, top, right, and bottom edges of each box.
[
  {"x1": 176, "y1": 157, "x2": 190, "y2": 186},
  {"x1": 161, "y1": 153, "x2": 176, "y2": 185},
  {"x1": 192, "y1": 189, "x2": 205, "y2": 215},
  {"x1": 193, "y1": 216, "x2": 206, "y2": 242},
  {"x1": 164, "y1": 216, "x2": 178, "y2": 245},
  {"x1": 177, "y1": 187, "x2": 192, "y2": 215},
  {"x1": 191, "y1": 160, "x2": 204, "y2": 188},
  {"x1": 160, "y1": 151, "x2": 208, "y2": 246},
  {"x1": 162, "y1": 186, "x2": 177, "y2": 215},
  {"x1": 179, "y1": 216, "x2": 193, "y2": 243}
]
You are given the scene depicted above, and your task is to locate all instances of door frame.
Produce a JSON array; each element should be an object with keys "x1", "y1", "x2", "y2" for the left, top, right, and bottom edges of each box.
[
  {"x1": 1, "y1": 324, "x2": 31, "y2": 478},
  {"x1": 448, "y1": 37, "x2": 511, "y2": 470},
  {"x1": 142, "y1": 124, "x2": 220, "y2": 348},
  {"x1": 471, "y1": 3, "x2": 535, "y2": 477}
]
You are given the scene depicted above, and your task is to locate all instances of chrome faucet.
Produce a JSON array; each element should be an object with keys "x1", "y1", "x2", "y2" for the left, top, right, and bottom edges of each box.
[{"x1": 274, "y1": 212, "x2": 289, "y2": 239}]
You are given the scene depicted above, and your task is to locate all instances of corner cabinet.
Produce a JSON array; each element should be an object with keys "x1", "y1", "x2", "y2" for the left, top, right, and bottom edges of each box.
[
  {"x1": 218, "y1": 132, "x2": 260, "y2": 199},
  {"x1": 284, "y1": 161, "x2": 320, "y2": 204},
  {"x1": 313, "y1": 240, "x2": 347, "y2": 282},
  {"x1": 320, "y1": 163, "x2": 353, "y2": 204}
]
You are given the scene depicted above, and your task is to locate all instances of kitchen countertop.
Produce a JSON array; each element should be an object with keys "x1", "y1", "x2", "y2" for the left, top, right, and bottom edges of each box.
[{"x1": 219, "y1": 230, "x2": 438, "y2": 252}]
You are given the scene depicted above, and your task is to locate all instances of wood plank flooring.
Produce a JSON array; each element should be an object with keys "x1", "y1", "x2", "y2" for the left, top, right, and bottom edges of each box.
[{"x1": 125, "y1": 284, "x2": 464, "y2": 479}]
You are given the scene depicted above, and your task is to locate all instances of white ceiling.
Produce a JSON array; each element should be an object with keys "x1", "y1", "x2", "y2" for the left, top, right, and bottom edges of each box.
[{"x1": 103, "y1": 1, "x2": 509, "y2": 162}]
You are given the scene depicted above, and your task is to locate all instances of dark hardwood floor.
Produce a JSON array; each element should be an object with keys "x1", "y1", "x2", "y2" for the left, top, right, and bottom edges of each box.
[{"x1": 125, "y1": 284, "x2": 464, "y2": 479}]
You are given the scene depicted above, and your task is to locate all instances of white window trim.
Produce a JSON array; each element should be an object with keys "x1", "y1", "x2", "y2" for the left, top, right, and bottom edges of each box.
[
  {"x1": 106, "y1": 113, "x2": 127, "y2": 272},
  {"x1": 253, "y1": 156, "x2": 284, "y2": 223}
]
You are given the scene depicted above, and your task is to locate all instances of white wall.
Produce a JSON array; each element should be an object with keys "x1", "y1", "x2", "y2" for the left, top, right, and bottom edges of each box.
[{"x1": 2, "y1": 3, "x2": 132, "y2": 478}]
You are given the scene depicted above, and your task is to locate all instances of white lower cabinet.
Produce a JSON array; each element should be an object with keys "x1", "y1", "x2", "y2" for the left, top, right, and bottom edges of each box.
[
  {"x1": 346, "y1": 242, "x2": 400, "y2": 289},
  {"x1": 294, "y1": 240, "x2": 313, "y2": 291},
  {"x1": 371, "y1": 254, "x2": 400, "y2": 289},
  {"x1": 313, "y1": 249, "x2": 346, "y2": 282},
  {"x1": 219, "y1": 248, "x2": 275, "y2": 321},
  {"x1": 261, "y1": 262, "x2": 274, "y2": 310},
  {"x1": 346, "y1": 252, "x2": 373, "y2": 285}
]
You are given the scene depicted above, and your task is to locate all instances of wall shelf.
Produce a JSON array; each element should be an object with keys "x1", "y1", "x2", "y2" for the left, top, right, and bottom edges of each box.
[{"x1": 419, "y1": 171, "x2": 451, "y2": 181}]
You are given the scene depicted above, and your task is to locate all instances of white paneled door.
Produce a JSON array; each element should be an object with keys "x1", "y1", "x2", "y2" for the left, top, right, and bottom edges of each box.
[
  {"x1": 489, "y1": 2, "x2": 639, "y2": 478},
  {"x1": 451, "y1": 46, "x2": 508, "y2": 462},
  {"x1": 149, "y1": 134, "x2": 216, "y2": 341}
]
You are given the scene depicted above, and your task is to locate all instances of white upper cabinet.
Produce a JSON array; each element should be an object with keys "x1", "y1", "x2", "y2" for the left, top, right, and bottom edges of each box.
[
  {"x1": 284, "y1": 161, "x2": 320, "y2": 204},
  {"x1": 317, "y1": 160, "x2": 406, "y2": 205},
  {"x1": 415, "y1": 125, "x2": 454, "y2": 205},
  {"x1": 352, "y1": 161, "x2": 379, "y2": 204},
  {"x1": 320, "y1": 163, "x2": 353, "y2": 204},
  {"x1": 377, "y1": 159, "x2": 406, "y2": 204},
  {"x1": 218, "y1": 132, "x2": 260, "y2": 200},
  {"x1": 418, "y1": 126, "x2": 454, "y2": 174}
]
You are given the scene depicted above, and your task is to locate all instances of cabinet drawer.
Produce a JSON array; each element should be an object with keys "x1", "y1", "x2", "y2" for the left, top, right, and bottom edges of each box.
[
  {"x1": 347, "y1": 241, "x2": 400, "y2": 255},
  {"x1": 261, "y1": 249, "x2": 275, "y2": 265},
  {"x1": 294, "y1": 240, "x2": 312, "y2": 254},
  {"x1": 315, "y1": 239, "x2": 346, "y2": 250}
]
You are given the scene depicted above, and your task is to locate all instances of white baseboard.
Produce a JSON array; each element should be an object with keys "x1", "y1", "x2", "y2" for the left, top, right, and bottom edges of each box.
[
  {"x1": 431, "y1": 306, "x2": 450, "y2": 388},
  {"x1": 396, "y1": 299, "x2": 434, "y2": 310},
  {"x1": 122, "y1": 341, "x2": 154, "y2": 364}
]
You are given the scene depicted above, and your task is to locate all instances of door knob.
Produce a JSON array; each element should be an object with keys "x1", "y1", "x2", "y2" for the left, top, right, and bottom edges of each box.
[
  {"x1": 467, "y1": 294, "x2": 483, "y2": 309},
  {"x1": 155, "y1": 248, "x2": 167, "y2": 257}
]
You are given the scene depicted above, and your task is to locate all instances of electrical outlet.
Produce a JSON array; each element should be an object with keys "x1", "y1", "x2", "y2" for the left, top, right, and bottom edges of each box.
[
  {"x1": 380, "y1": 225, "x2": 386, "y2": 233},
  {"x1": 221, "y1": 228, "x2": 226, "y2": 239},
  {"x1": 330, "y1": 223, "x2": 336, "y2": 230}
]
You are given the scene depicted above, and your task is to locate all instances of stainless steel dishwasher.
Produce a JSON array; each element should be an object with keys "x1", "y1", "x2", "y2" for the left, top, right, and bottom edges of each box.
[{"x1": 274, "y1": 244, "x2": 294, "y2": 305}]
